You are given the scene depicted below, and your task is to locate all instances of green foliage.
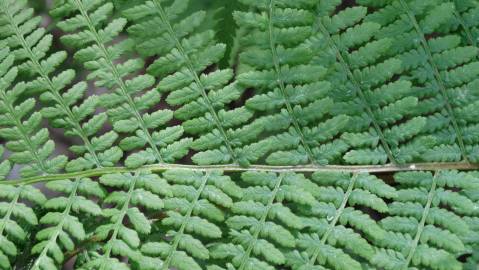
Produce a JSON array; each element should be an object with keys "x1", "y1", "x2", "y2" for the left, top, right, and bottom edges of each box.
[
  {"x1": 75, "y1": 171, "x2": 166, "y2": 269},
  {"x1": 309, "y1": 1, "x2": 431, "y2": 165},
  {"x1": 1, "y1": 169, "x2": 477, "y2": 269},
  {"x1": 124, "y1": 0, "x2": 258, "y2": 166},
  {"x1": 1, "y1": 0, "x2": 477, "y2": 168},
  {"x1": 210, "y1": 171, "x2": 316, "y2": 269},
  {"x1": 0, "y1": 146, "x2": 9, "y2": 180},
  {"x1": 288, "y1": 172, "x2": 397, "y2": 270},
  {"x1": 31, "y1": 178, "x2": 104, "y2": 269},
  {"x1": 375, "y1": 170, "x2": 479, "y2": 270},
  {"x1": 141, "y1": 170, "x2": 241, "y2": 270},
  {"x1": 0, "y1": 0, "x2": 121, "y2": 174},
  {"x1": 0, "y1": 178, "x2": 46, "y2": 269},
  {"x1": 51, "y1": 0, "x2": 190, "y2": 168},
  {"x1": 0, "y1": 0, "x2": 479, "y2": 269},
  {"x1": 235, "y1": 0, "x2": 350, "y2": 166},
  {"x1": 359, "y1": 0, "x2": 479, "y2": 163},
  {"x1": 0, "y1": 46, "x2": 65, "y2": 177}
]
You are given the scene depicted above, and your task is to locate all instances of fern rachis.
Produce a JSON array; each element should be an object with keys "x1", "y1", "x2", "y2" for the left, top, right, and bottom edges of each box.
[{"x1": 0, "y1": 0, "x2": 478, "y2": 270}]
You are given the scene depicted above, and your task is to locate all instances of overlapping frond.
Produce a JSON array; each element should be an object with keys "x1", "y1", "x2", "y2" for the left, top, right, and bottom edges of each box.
[
  {"x1": 233, "y1": 0, "x2": 352, "y2": 166},
  {"x1": 124, "y1": 0, "x2": 262, "y2": 166},
  {"x1": 209, "y1": 171, "x2": 318, "y2": 269},
  {"x1": 443, "y1": 0, "x2": 479, "y2": 47},
  {"x1": 306, "y1": 0, "x2": 433, "y2": 165},
  {"x1": 51, "y1": 0, "x2": 191, "y2": 168},
  {"x1": 0, "y1": 172, "x2": 45, "y2": 269},
  {"x1": 0, "y1": 0, "x2": 479, "y2": 269},
  {"x1": 0, "y1": 167, "x2": 478, "y2": 269},
  {"x1": 360, "y1": 0, "x2": 479, "y2": 163}
]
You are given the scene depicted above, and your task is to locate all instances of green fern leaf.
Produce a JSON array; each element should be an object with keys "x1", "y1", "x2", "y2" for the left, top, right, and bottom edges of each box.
[
  {"x1": 210, "y1": 171, "x2": 316, "y2": 269},
  {"x1": 376, "y1": 170, "x2": 479, "y2": 270},
  {"x1": 309, "y1": 1, "x2": 431, "y2": 165},
  {"x1": 31, "y1": 178, "x2": 104, "y2": 270},
  {"x1": 51, "y1": 0, "x2": 191, "y2": 168},
  {"x1": 0, "y1": 1, "x2": 478, "y2": 269},
  {"x1": 288, "y1": 172, "x2": 397, "y2": 269},
  {"x1": 0, "y1": 46, "x2": 65, "y2": 177},
  {"x1": 361, "y1": 0, "x2": 479, "y2": 163},
  {"x1": 140, "y1": 170, "x2": 241, "y2": 270},
  {"x1": 0, "y1": 0, "x2": 119, "y2": 173},
  {"x1": 234, "y1": 0, "x2": 351, "y2": 166},
  {"x1": 123, "y1": 0, "x2": 259, "y2": 166},
  {"x1": 76, "y1": 171, "x2": 167, "y2": 269},
  {"x1": 0, "y1": 181, "x2": 45, "y2": 269}
]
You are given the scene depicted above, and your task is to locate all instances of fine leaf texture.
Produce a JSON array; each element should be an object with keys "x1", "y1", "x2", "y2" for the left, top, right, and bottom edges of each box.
[
  {"x1": 124, "y1": 0, "x2": 259, "y2": 167},
  {"x1": 51, "y1": 0, "x2": 191, "y2": 168},
  {"x1": 0, "y1": 0, "x2": 121, "y2": 173},
  {"x1": 234, "y1": 0, "x2": 350, "y2": 166},
  {"x1": 0, "y1": 0, "x2": 478, "y2": 269},
  {"x1": 31, "y1": 178, "x2": 104, "y2": 270},
  {"x1": 141, "y1": 170, "x2": 242, "y2": 270},
  {"x1": 308, "y1": 1, "x2": 432, "y2": 165},
  {"x1": 375, "y1": 170, "x2": 479, "y2": 270},
  {"x1": 0, "y1": 169, "x2": 476, "y2": 269},
  {"x1": 359, "y1": 0, "x2": 479, "y2": 163},
  {"x1": 0, "y1": 45, "x2": 65, "y2": 177},
  {"x1": 0, "y1": 0, "x2": 477, "y2": 168},
  {"x1": 76, "y1": 171, "x2": 168, "y2": 270}
]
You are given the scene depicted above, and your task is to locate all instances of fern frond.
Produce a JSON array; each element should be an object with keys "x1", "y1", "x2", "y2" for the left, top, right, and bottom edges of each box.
[
  {"x1": 440, "y1": 0, "x2": 479, "y2": 47},
  {"x1": 51, "y1": 0, "x2": 191, "y2": 168},
  {"x1": 375, "y1": 170, "x2": 479, "y2": 270},
  {"x1": 288, "y1": 172, "x2": 397, "y2": 270},
  {"x1": 308, "y1": 1, "x2": 432, "y2": 165},
  {"x1": 77, "y1": 171, "x2": 167, "y2": 269},
  {"x1": 0, "y1": 46, "x2": 65, "y2": 177},
  {"x1": 124, "y1": 0, "x2": 258, "y2": 166},
  {"x1": 0, "y1": 0, "x2": 120, "y2": 173},
  {"x1": 31, "y1": 178, "x2": 104, "y2": 270},
  {"x1": 233, "y1": 0, "x2": 353, "y2": 166},
  {"x1": 141, "y1": 170, "x2": 242, "y2": 270},
  {"x1": 0, "y1": 155, "x2": 46, "y2": 269},
  {"x1": 0, "y1": 184, "x2": 45, "y2": 269},
  {"x1": 1, "y1": 167, "x2": 477, "y2": 269},
  {"x1": 209, "y1": 171, "x2": 317, "y2": 269},
  {"x1": 1, "y1": 1, "x2": 479, "y2": 269},
  {"x1": 360, "y1": 0, "x2": 479, "y2": 163},
  {"x1": 0, "y1": 146, "x2": 9, "y2": 181}
]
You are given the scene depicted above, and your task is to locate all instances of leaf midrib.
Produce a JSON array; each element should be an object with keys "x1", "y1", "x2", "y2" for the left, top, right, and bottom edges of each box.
[{"x1": 1, "y1": 162, "x2": 477, "y2": 186}]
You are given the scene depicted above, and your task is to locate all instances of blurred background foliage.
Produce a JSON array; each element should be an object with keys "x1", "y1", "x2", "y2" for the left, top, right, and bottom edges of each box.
[
  {"x1": 114, "y1": 0, "x2": 244, "y2": 67},
  {"x1": 29, "y1": 0, "x2": 244, "y2": 68}
]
